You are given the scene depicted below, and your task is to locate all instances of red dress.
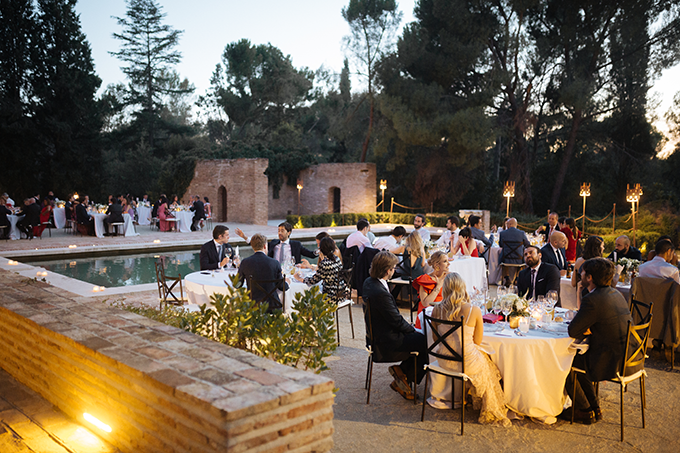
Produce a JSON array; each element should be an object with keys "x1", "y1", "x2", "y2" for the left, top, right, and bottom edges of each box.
[
  {"x1": 412, "y1": 273, "x2": 443, "y2": 329},
  {"x1": 459, "y1": 237, "x2": 479, "y2": 257},
  {"x1": 562, "y1": 227, "x2": 581, "y2": 262}
]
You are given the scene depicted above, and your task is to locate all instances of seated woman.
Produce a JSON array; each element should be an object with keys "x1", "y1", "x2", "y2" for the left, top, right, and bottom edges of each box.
[
  {"x1": 412, "y1": 251, "x2": 449, "y2": 329},
  {"x1": 427, "y1": 273, "x2": 511, "y2": 427},
  {"x1": 301, "y1": 232, "x2": 342, "y2": 270},
  {"x1": 0, "y1": 196, "x2": 11, "y2": 239},
  {"x1": 203, "y1": 197, "x2": 212, "y2": 219},
  {"x1": 169, "y1": 194, "x2": 180, "y2": 210},
  {"x1": 36, "y1": 198, "x2": 52, "y2": 237},
  {"x1": 452, "y1": 227, "x2": 479, "y2": 257},
  {"x1": 157, "y1": 196, "x2": 175, "y2": 232},
  {"x1": 295, "y1": 237, "x2": 347, "y2": 304},
  {"x1": 403, "y1": 231, "x2": 427, "y2": 279},
  {"x1": 560, "y1": 217, "x2": 581, "y2": 263}
]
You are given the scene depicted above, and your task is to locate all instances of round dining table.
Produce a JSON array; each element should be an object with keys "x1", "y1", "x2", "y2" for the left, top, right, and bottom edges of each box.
[
  {"x1": 7, "y1": 214, "x2": 24, "y2": 240},
  {"x1": 447, "y1": 256, "x2": 487, "y2": 294},
  {"x1": 90, "y1": 213, "x2": 137, "y2": 238}
]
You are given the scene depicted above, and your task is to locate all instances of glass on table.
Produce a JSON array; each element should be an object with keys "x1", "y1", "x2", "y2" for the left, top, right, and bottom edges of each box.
[
  {"x1": 497, "y1": 285, "x2": 507, "y2": 297},
  {"x1": 508, "y1": 285, "x2": 518, "y2": 295}
]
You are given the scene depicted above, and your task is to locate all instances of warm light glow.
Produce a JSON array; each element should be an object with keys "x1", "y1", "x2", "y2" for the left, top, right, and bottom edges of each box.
[
  {"x1": 99, "y1": 286, "x2": 106, "y2": 292},
  {"x1": 626, "y1": 183, "x2": 643, "y2": 203},
  {"x1": 437, "y1": 229, "x2": 443, "y2": 233},
  {"x1": 503, "y1": 181, "x2": 515, "y2": 198},
  {"x1": 328, "y1": 229, "x2": 335, "y2": 233},
  {"x1": 379, "y1": 179, "x2": 387, "y2": 191},
  {"x1": 73, "y1": 192, "x2": 79, "y2": 200},
  {"x1": 7, "y1": 260, "x2": 18, "y2": 265},
  {"x1": 69, "y1": 261, "x2": 77, "y2": 267},
  {"x1": 36, "y1": 271, "x2": 47, "y2": 277},
  {"x1": 153, "y1": 239, "x2": 161, "y2": 243},
  {"x1": 69, "y1": 244, "x2": 77, "y2": 249},
  {"x1": 92, "y1": 286, "x2": 99, "y2": 292},
  {"x1": 83, "y1": 413, "x2": 112, "y2": 433},
  {"x1": 580, "y1": 182, "x2": 591, "y2": 197}
]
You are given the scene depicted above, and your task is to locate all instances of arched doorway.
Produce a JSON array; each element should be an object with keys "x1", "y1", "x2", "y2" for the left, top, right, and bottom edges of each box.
[
  {"x1": 218, "y1": 186, "x2": 227, "y2": 222},
  {"x1": 329, "y1": 187, "x2": 341, "y2": 213}
]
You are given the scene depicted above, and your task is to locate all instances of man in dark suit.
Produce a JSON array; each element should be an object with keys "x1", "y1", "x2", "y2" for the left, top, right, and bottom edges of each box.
[
  {"x1": 535, "y1": 211, "x2": 560, "y2": 243},
  {"x1": 74, "y1": 199, "x2": 94, "y2": 236},
  {"x1": 499, "y1": 218, "x2": 530, "y2": 264},
  {"x1": 190, "y1": 195, "x2": 205, "y2": 231},
  {"x1": 104, "y1": 198, "x2": 124, "y2": 235},
  {"x1": 17, "y1": 198, "x2": 41, "y2": 238},
  {"x1": 540, "y1": 231, "x2": 569, "y2": 276},
  {"x1": 607, "y1": 235, "x2": 642, "y2": 262},
  {"x1": 562, "y1": 258, "x2": 635, "y2": 424},
  {"x1": 200, "y1": 225, "x2": 234, "y2": 270},
  {"x1": 238, "y1": 233, "x2": 288, "y2": 313},
  {"x1": 468, "y1": 215, "x2": 493, "y2": 260},
  {"x1": 516, "y1": 246, "x2": 561, "y2": 301},
  {"x1": 268, "y1": 222, "x2": 315, "y2": 265},
  {"x1": 363, "y1": 251, "x2": 428, "y2": 400}
]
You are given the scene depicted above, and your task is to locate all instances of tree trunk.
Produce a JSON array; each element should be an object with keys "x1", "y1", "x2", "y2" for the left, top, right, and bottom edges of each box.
[
  {"x1": 360, "y1": 94, "x2": 373, "y2": 163},
  {"x1": 550, "y1": 110, "x2": 583, "y2": 210}
]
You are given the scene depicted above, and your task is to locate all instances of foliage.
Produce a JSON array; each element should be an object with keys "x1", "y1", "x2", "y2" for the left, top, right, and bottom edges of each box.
[{"x1": 114, "y1": 276, "x2": 337, "y2": 372}]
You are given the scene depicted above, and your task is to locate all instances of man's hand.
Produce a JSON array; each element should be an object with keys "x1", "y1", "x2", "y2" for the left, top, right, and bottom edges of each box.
[
  {"x1": 300, "y1": 258, "x2": 311, "y2": 269},
  {"x1": 235, "y1": 228, "x2": 248, "y2": 241},
  {"x1": 220, "y1": 257, "x2": 230, "y2": 268},
  {"x1": 560, "y1": 270, "x2": 567, "y2": 277}
]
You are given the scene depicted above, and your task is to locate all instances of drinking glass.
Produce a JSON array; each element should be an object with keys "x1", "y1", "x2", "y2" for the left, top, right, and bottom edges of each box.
[
  {"x1": 508, "y1": 285, "x2": 518, "y2": 295},
  {"x1": 501, "y1": 298, "x2": 513, "y2": 328},
  {"x1": 497, "y1": 285, "x2": 507, "y2": 298}
]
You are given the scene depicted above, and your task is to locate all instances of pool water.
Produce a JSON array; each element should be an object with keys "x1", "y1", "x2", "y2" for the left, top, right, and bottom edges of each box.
[{"x1": 25, "y1": 242, "x2": 320, "y2": 288}]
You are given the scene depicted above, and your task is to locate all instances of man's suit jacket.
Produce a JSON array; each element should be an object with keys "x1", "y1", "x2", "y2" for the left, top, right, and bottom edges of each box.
[
  {"x1": 538, "y1": 223, "x2": 560, "y2": 243},
  {"x1": 75, "y1": 203, "x2": 91, "y2": 225},
  {"x1": 238, "y1": 251, "x2": 288, "y2": 312},
  {"x1": 191, "y1": 200, "x2": 205, "y2": 220},
  {"x1": 470, "y1": 226, "x2": 492, "y2": 248},
  {"x1": 105, "y1": 204, "x2": 124, "y2": 223},
  {"x1": 499, "y1": 227, "x2": 530, "y2": 264},
  {"x1": 540, "y1": 244, "x2": 568, "y2": 271},
  {"x1": 568, "y1": 286, "x2": 635, "y2": 381},
  {"x1": 199, "y1": 241, "x2": 234, "y2": 270},
  {"x1": 607, "y1": 246, "x2": 642, "y2": 261},
  {"x1": 268, "y1": 239, "x2": 315, "y2": 264},
  {"x1": 362, "y1": 277, "x2": 416, "y2": 362},
  {"x1": 516, "y1": 262, "x2": 561, "y2": 301}
]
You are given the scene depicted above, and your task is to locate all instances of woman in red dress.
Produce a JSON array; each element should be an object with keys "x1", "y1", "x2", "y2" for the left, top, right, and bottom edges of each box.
[
  {"x1": 158, "y1": 196, "x2": 175, "y2": 232},
  {"x1": 452, "y1": 227, "x2": 479, "y2": 257},
  {"x1": 412, "y1": 251, "x2": 449, "y2": 329},
  {"x1": 560, "y1": 217, "x2": 581, "y2": 263}
]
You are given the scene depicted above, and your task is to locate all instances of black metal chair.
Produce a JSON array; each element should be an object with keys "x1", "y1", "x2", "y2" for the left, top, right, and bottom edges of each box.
[
  {"x1": 571, "y1": 316, "x2": 653, "y2": 441},
  {"x1": 336, "y1": 267, "x2": 355, "y2": 345},
  {"x1": 154, "y1": 260, "x2": 185, "y2": 308},
  {"x1": 420, "y1": 312, "x2": 469, "y2": 435},
  {"x1": 247, "y1": 275, "x2": 286, "y2": 313},
  {"x1": 499, "y1": 240, "x2": 526, "y2": 286},
  {"x1": 363, "y1": 296, "x2": 418, "y2": 405}
]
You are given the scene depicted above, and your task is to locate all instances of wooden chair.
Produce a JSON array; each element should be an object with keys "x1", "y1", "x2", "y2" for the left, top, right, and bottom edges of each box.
[
  {"x1": 499, "y1": 241, "x2": 526, "y2": 286},
  {"x1": 363, "y1": 296, "x2": 418, "y2": 405},
  {"x1": 247, "y1": 275, "x2": 286, "y2": 313},
  {"x1": 420, "y1": 312, "x2": 469, "y2": 435},
  {"x1": 110, "y1": 222, "x2": 125, "y2": 236},
  {"x1": 336, "y1": 267, "x2": 356, "y2": 345},
  {"x1": 0, "y1": 225, "x2": 8, "y2": 241},
  {"x1": 154, "y1": 260, "x2": 185, "y2": 308},
  {"x1": 571, "y1": 316, "x2": 653, "y2": 441}
]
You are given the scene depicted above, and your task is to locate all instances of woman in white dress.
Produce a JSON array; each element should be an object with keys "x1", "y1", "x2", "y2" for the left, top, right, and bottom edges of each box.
[{"x1": 429, "y1": 273, "x2": 511, "y2": 427}]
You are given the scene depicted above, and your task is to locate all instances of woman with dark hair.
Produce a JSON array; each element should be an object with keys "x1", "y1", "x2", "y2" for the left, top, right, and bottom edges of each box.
[
  {"x1": 452, "y1": 227, "x2": 479, "y2": 257},
  {"x1": 571, "y1": 236, "x2": 618, "y2": 307},
  {"x1": 203, "y1": 197, "x2": 212, "y2": 219},
  {"x1": 560, "y1": 217, "x2": 581, "y2": 263},
  {"x1": 295, "y1": 237, "x2": 346, "y2": 304},
  {"x1": 169, "y1": 195, "x2": 180, "y2": 209},
  {"x1": 158, "y1": 196, "x2": 175, "y2": 232}
]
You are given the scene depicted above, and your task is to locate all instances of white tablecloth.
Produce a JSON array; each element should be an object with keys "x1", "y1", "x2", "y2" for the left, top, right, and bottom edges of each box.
[
  {"x1": 8, "y1": 214, "x2": 23, "y2": 240},
  {"x1": 488, "y1": 247, "x2": 502, "y2": 285},
  {"x1": 53, "y1": 207, "x2": 67, "y2": 229},
  {"x1": 184, "y1": 270, "x2": 309, "y2": 313},
  {"x1": 448, "y1": 257, "x2": 487, "y2": 293},
  {"x1": 137, "y1": 206, "x2": 152, "y2": 225},
  {"x1": 560, "y1": 277, "x2": 630, "y2": 310},
  {"x1": 91, "y1": 213, "x2": 137, "y2": 238},
  {"x1": 175, "y1": 211, "x2": 193, "y2": 233}
]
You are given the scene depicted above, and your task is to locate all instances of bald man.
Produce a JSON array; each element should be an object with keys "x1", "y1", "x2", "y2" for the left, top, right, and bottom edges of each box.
[
  {"x1": 540, "y1": 231, "x2": 569, "y2": 276},
  {"x1": 607, "y1": 235, "x2": 642, "y2": 262}
]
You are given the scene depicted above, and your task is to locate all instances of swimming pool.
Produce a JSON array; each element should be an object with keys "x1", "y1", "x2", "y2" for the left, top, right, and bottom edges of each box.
[{"x1": 24, "y1": 242, "x2": 320, "y2": 288}]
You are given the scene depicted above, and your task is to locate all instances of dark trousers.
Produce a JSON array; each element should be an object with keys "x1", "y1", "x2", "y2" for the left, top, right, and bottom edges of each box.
[
  {"x1": 394, "y1": 331, "x2": 429, "y2": 384},
  {"x1": 190, "y1": 215, "x2": 203, "y2": 231},
  {"x1": 565, "y1": 353, "x2": 599, "y2": 411},
  {"x1": 17, "y1": 218, "x2": 33, "y2": 237}
]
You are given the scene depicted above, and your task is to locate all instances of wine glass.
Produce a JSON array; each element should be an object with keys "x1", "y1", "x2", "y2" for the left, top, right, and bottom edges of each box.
[
  {"x1": 546, "y1": 290, "x2": 558, "y2": 318},
  {"x1": 501, "y1": 298, "x2": 513, "y2": 329},
  {"x1": 508, "y1": 285, "x2": 518, "y2": 295},
  {"x1": 497, "y1": 285, "x2": 507, "y2": 298}
]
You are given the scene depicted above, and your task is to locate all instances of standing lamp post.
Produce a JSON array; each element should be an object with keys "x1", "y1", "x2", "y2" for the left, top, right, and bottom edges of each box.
[
  {"x1": 503, "y1": 181, "x2": 515, "y2": 218},
  {"x1": 379, "y1": 179, "x2": 387, "y2": 213},
  {"x1": 296, "y1": 179, "x2": 303, "y2": 217},
  {"x1": 626, "y1": 184, "x2": 643, "y2": 247},
  {"x1": 580, "y1": 183, "x2": 591, "y2": 235}
]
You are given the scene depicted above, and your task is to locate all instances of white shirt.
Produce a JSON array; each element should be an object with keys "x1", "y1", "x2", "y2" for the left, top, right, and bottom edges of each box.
[
  {"x1": 638, "y1": 256, "x2": 680, "y2": 284},
  {"x1": 379, "y1": 278, "x2": 390, "y2": 291},
  {"x1": 415, "y1": 227, "x2": 431, "y2": 242},
  {"x1": 373, "y1": 235, "x2": 400, "y2": 252},
  {"x1": 273, "y1": 239, "x2": 292, "y2": 264},
  {"x1": 347, "y1": 230, "x2": 373, "y2": 253},
  {"x1": 214, "y1": 240, "x2": 224, "y2": 268},
  {"x1": 436, "y1": 228, "x2": 459, "y2": 250}
]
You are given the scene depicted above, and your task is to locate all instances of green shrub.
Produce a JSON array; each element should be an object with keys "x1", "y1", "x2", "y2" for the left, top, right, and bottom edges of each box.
[{"x1": 113, "y1": 276, "x2": 337, "y2": 372}]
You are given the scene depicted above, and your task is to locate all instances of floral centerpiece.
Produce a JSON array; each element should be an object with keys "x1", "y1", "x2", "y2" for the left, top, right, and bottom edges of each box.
[
  {"x1": 618, "y1": 258, "x2": 642, "y2": 274},
  {"x1": 501, "y1": 293, "x2": 530, "y2": 318}
]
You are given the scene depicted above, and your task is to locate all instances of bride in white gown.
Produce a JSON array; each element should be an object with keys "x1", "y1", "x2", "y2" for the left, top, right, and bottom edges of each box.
[{"x1": 429, "y1": 273, "x2": 511, "y2": 427}]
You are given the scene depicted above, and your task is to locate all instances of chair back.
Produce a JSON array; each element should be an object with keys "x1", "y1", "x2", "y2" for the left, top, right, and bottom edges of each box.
[
  {"x1": 422, "y1": 312, "x2": 465, "y2": 375},
  {"x1": 247, "y1": 275, "x2": 285, "y2": 312},
  {"x1": 154, "y1": 260, "x2": 165, "y2": 300},
  {"x1": 342, "y1": 245, "x2": 360, "y2": 270},
  {"x1": 629, "y1": 298, "x2": 653, "y2": 326},
  {"x1": 501, "y1": 240, "x2": 524, "y2": 263},
  {"x1": 339, "y1": 267, "x2": 354, "y2": 301},
  {"x1": 621, "y1": 316, "x2": 653, "y2": 378}
]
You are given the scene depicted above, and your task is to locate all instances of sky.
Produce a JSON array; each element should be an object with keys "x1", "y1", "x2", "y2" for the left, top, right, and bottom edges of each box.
[{"x1": 75, "y1": 0, "x2": 678, "y2": 154}]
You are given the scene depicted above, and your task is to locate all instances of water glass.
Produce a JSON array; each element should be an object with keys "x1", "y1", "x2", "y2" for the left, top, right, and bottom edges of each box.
[{"x1": 518, "y1": 317, "x2": 530, "y2": 333}]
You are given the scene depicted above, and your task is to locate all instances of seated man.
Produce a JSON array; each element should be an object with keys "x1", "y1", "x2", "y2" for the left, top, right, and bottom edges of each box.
[
  {"x1": 638, "y1": 239, "x2": 680, "y2": 284},
  {"x1": 373, "y1": 226, "x2": 407, "y2": 253},
  {"x1": 104, "y1": 198, "x2": 124, "y2": 235},
  {"x1": 540, "y1": 231, "x2": 569, "y2": 276},
  {"x1": 436, "y1": 216, "x2": 460, "y2": 251},
  {"x1": 17, "y1": 198, "x2": 41, "y2": 238},
  {"x1": 190, "y1": 195, "x2": 205, "y2": 231},
  {"x1": 413, "y1": 213, "x2": 430, "y2": 242},
  {"x1": 235, "y1": 222, "x2": 315, "y2": 265},
  {"x1": 74, "y1": 199, "x2": 94, "y2": 236},
  {"x1": 535, "y1": 211, "x2": 560, "y2": 242},
  {"x1": 200, "y1": 225, "x2": 234, "y2": 270},
  {"x1": 498, "y1": 218, "x2": 530, "y2": 285},
  {"x1": 363, "y1": 251, "x2": 428, "y2": 400},
  {"x1": 238, "y1": 233, "x2": 289, "y2": 313},
  {"x1": 346, "y1": 219, "x2": 373, "y2": 253},
  {"x1": 607, "y1": 235, "x2": 642, "y2": 262},
  {"x1": 516, "y1": 246, "x2": 561, "y2": 302},
  {"x1": 562, "y1": 258, "x2": 635, "y2": 424}
]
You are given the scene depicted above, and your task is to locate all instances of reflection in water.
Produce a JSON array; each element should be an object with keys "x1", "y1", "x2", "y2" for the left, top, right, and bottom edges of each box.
[{"x1": 24, "y1": 241, "x2": 320, "y2": 288}]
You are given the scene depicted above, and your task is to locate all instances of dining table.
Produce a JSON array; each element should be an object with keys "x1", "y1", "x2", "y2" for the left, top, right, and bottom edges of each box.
[
  {"x1": 174, "y1": 211, "x2": 193, "y2": 233},
  {"x1": 559, "y1": 277, "x2": 630, "y2": 310},
  {"x1": 7, "y1": 214, "x2": 24, "y2": 240},
  {"x1": 53, "y1": 207, "x2": 67, "y2": 229},
  {"x1": 90, "y1": 213, "x2": 138, "y2": 238},
  {"x1": 137, "y1": 205, "x2": 152, "y2": 225},
  {"x1": 447, "y1": 256, "x2": 488, "y2": 294}
]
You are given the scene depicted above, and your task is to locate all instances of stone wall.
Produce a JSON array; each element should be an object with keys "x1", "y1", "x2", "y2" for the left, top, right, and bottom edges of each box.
[
  {"x1": 269, "y1": 163, "x2": 377, "y2": 219},
  {"x1": 183, "y1": 159, "x2": 269, "y2": 225},
  {"x1": 0, "y1": 269, "x2": 334, "y2": 452}
]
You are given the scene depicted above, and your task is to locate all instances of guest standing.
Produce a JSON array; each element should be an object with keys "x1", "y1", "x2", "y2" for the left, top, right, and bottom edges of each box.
[
  {"x1": 560, "y1": 217, "x2": 581, "y2": 263},
  {"x1": 190, "y1": 195, "x2": 205, "y2": 231}
]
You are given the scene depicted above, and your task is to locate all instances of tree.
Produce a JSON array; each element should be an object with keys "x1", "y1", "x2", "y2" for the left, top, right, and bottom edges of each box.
[
  {"x1": 342, "y1": 0, "x2": 402, "y2": 162},
  {"x1": 110, "y1": 0, "x2": 191, "y2": 148}
]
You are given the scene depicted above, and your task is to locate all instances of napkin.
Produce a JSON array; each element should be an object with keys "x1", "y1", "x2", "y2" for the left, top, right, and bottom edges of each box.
[
  {"x1": 235, "y1": 246, "x2": 240, "y2": 256},
  {"x1": 482, "y1": 313, "x2": 502, "y2": 324}
]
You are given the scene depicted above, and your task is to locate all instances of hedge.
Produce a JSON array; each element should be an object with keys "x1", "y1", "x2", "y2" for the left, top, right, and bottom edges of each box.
[{"x1": 286, "y1": 212, "x2": 457, "y2": 229}]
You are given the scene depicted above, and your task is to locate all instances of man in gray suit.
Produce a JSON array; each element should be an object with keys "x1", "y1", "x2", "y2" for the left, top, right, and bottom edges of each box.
[{"x1": 498, "y1": 218, "x2": 530, "y2": 285}]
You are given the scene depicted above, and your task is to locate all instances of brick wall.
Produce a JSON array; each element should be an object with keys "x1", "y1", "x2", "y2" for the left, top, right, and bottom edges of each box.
[
  {"x1": 0, "y1": 269, "x2": 334, "y2": 452},
  {"x1": 183, "y1": 159, "x2": 269, "y2": 225},
  {"x1": 269, "y1": 163, "x2": 377, "y2": 219}
]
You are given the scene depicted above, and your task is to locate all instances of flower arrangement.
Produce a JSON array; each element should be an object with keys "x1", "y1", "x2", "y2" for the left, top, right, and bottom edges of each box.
[
  {"x1": 618, "y1": 258, "x2": 642, "y2": 274},
  {"x1": 500, "y1": 293, "x2": 530, "y2": 317}
]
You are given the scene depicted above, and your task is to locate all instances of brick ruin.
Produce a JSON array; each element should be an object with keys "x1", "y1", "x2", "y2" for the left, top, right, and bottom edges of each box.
[{"x1": 184, "y1": 159, "x2": 377, "y2": 225}]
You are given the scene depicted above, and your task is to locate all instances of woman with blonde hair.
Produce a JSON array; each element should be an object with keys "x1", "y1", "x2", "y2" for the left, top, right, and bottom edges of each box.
[
  {"x1": 427, "y1": 273, "x2": 511, "y2": 426},
  {"x1": 412, "y1": 251, "x2": 449, "y2": 329},
  {"x1": 404, "y1": 231, "x2": 426, "y2": 279}
]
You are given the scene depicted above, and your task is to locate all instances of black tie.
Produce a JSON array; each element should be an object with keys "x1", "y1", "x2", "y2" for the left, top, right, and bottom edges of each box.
[{"x1": 531, "y1": 269, "x2": 537, "y2": 298}]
